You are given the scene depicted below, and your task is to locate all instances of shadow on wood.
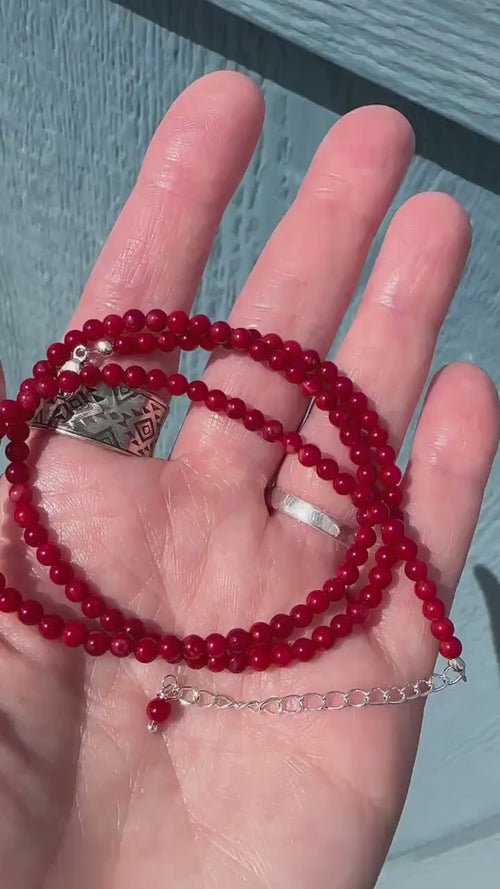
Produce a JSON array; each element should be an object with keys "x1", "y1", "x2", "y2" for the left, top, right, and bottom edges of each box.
[
  {"x1": 113, "y1": 0, "x2": 500, "y2": 195},
  {"x1": 474, "y1": 565, "x2": 500, "y2": 674}
]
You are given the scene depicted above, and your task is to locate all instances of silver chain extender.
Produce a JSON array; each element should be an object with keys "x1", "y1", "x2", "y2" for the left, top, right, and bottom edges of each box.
[{"x1": 149, "y1": 658, "x2": 466, "y2": 724}]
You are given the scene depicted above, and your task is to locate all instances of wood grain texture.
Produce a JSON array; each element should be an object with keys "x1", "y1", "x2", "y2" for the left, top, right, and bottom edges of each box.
[
  {"x1": 379, "y1": 825, "x2": 500, "y2": 889},
  {"x1": 1, "y1": 0, "x2": 500, "y2": 877},
  {"x1": 209, "y1": 0, "x2": 500, "y2": 140}
]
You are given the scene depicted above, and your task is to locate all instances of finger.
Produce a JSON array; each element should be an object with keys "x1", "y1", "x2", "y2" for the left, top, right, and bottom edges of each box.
[
  {"x1": 172, "y1": 106, "x2": 414, "y2": 475},
  {"x1": 374, "y1": 362, "x2": 499, "y2": 672},
  {"x1": 68, "y1": 71, "x2": 263, "y2": 379},
  {"x1": 275, "y1": 191, "x2": 470, "y2": 529}
]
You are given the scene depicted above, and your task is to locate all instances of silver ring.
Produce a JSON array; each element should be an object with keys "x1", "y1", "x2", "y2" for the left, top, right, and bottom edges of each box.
[
  {"x1": 30, "y1": 342, "x2": 169, "y2": 457},
  {"x1": 269, "y1": 486, "x2": 351, "y2": 542}
]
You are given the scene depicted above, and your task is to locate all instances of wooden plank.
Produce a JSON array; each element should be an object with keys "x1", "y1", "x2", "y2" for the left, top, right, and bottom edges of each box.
[
  {"x1": 208, "y1": 0, "x2": 500, "y2": 141},
  {"x1": 1, "y1": 0, "x2": 500, "y2": 867},
  {"x1": 379, "y1": 824, "x2": 500, "y2": 888}
]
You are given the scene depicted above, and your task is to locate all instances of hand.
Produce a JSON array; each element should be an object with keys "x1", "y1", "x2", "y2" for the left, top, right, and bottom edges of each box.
[{"x1": 1, "y1": 72, "x2": 498, "y2": 889}]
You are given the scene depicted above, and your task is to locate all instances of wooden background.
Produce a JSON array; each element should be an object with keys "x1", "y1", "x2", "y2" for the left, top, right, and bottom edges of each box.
[{"x1": 1, "y1": 1, "x2": 499, "y2": 885}]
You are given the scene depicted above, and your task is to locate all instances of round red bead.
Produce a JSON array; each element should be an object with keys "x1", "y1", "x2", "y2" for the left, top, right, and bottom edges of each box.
[
  {"x1": 38, "y1": 614, "x2": 64, "y2": 640},
  {"x1": 146, "y1": 697, "x2": 172, "y2": 724},
  {"x1": 249, "y1": 646, "x2": 272, "y2": 671},
  {"x1": 85, "y1": 632, "x2": 110, "y2": 656},
  {"x1": 134, "y1": 637, "x2": 158, "y2": 663},
  {"x1": 62, "y1": 622, "x2": 87, "y2": 647}
]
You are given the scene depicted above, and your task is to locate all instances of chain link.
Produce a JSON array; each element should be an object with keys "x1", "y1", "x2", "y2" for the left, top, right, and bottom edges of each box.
[{"x1": 158, "y1": 658, "x2": 466, "y2": 714}]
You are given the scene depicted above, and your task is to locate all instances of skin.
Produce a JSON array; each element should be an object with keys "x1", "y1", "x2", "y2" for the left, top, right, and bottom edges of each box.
[{"x1": 0, "y1": 71, "x2": 498, "y2": 889}]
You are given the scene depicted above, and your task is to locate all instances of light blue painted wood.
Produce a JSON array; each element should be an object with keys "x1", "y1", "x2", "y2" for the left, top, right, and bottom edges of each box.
[
  {"x1": 1, "y1": 0, "x2": 499, "y2": 880},
  {"x1": 209, "y1": 0, "x2": 500, "y2": 140}
]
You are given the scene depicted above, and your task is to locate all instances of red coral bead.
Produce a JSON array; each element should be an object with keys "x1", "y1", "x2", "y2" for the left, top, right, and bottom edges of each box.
[
  {"x1": 226, "y1": 628, "x2": 249, "y2": 652},
  {"x1": 146, "y1": 698, "x2": 172, "y2": 724},
  {"x1": 205, "y1": 633, "x2": 227, "y2": 658},
  {"x1": 83, "y1": 319, "x2": 105, "y2": 341},
  {"x1": 136, "y1": 332, "x2": 156, "y2": 354},
  {"x1": 270, "y1": 613, "x2": 294, "y2": 639},
  {"x1": 405, "y1": 559, "x2": 427, "y2": 581},
  {"x1": 187, "y1": 381, "x2": 208, "y2": 402},
  {"x1": 134, "y1": 637, "x2": 158, "y2": 663},
  {"x1": 220, "y1": 397, "x2": 243, "y2": 420},
  {"x1": 6, "y1": 463, "x2": 31, "y2": 488},
  {"x1": 231, "y1": 328, "x2": 252, "y2": 351},
  {"x1": 64, "y1": 329, "x2": 86, "y2": 349},
  {"x1": 431, "y1": 618, "x2": 454, "y2": 640},
  {"x1": 368, "y1": 566, "x2": 392, "y2": 589},
  {"x1": 228, "y1": 652, "x2": 248, "y2": 673},
  {"x1": 415, "y1": 579, "x2": 437, "y2": 601},
  {"x1": 243, "y1": 409, "x2": 264, "y2": 431},
  {"x1": 65, "y1": 579, "x2": 88, "y2": 602},
  {"x1": 102, "y1": 363, "x2": 124, "y2": 386},
  {"x1": 125, "y1": 365, "x2": 147, "y2": 388},
  {"x1": 158, "y1": 634, "x2": 183, "y2": 662},
  {"x1": 381, "y1": 519, "x2": 405, "y2": 544},
  {"x1": 38, "y1": 614, "x2": 64, "y2": 640},
  {"x1": 103, "y1": 314, "x2": 124, "y2": 336},
  {"x1": 49, "y1": 562, "x2": 74, "y2": 585},
  {"x1": 123, "y1": 618, "x2": 145, "y2": 639},
  {"x1": 85, "y1": 632, "x2": 110, "y2": 656},
  {"x1": 311, "y1": 625, "x2": 335, "y2": 650},
  {"x1": 281, "y1": 432, "x2": 302, "y2": 454},
  {"x1": 18, "y1": 600, "x2": 43, "y2": 625},
  {"x1": 36, "y1": 376, "x2": 59, "y2": 399},
  {"x1": 208, "y1": 654, "x2": 227, "y2": 672},
  {"x1": 145, "y1": 309, "x2": 167, "y2": 331},
  {"x1": 249, "y1": 646, "x2": 272, "y2": 670},
  {"x1": 80, "y1": 364, "x2": 102, "y2": 387},
  {"x1": 123, "y1": 309, "x2": 145, "y2": 332},
  {"x1": 183, "y1": 634, "x2": 206, "y2": 661},
  {"x1": 323, "y1": 577, "x2": 346, "y2": 602},
  {"x1": 9, "y1": 483, "x2": 31, "y2": 503},
  {"x1": 249, "y1": 621, "x2": 273, "y2": 647},
  {"x1": 395, "y1": 538, "x2": 418, "y2": 561},
  {"x1": 333, "y1": 473, "x2": 355, "y2": 496},
  {"x1": 110, "y1": 634, "x2": 133, "y2": 657},
  {"x1": 0, "y1": 587, "x2": 22, "y2": 612},
  {"x1": 157, "y1": 331, "x2": 177, "y2": 352},
  {"x1": 206, "y1": 389, "x2": 227, "y2": 412},
  {"x1": 262, "y1": 419, "x2": 283, "y2": 442},
  {"x1": 210, "y1": 320, "x2": 231, "y2": 344},
  {"x1": 35, "y1": 542, "x2": 60, "y2": 567},
  {"x1": 100, "y1": 609, "x2": 124, "y2": 631},
  {"x1": 166, "y1": 373, "x2": 188, "y2": 396},
  {"x1": 290, "y1": 603, "x2": 313, "y2": 628},
  {"x1": 271, "y1": 642, "x2": 293, "y2": 665},
  {"x1": 292, "y1": 637, "x2": 315, "y2": 662},
  {"x1": 316, "y1": 458, "x2": 338, "y2": 480},
  {"x1": 346, "y1": 601, "x2": 369, "y2": 624},
  {"x1": 355, "y1": 526, "x2": 377, "y2": 547},
  {"x1": 359, "y1": 585, "x2": 382, "y2": 609},
  {"x1": 268, "y1": 349, "x2": 289, "y2": 371},
  {"x1": 306, "y1": 589, "x2": 330, "y2": 614},
  {"x1": 330, "y1": 613, "x2": 353, "y2": 638},
  {"x1": 422, "y1": 599, "x2": 445, "y2": 620},
  {"x1": 81, "y1": 595, "x2": 105, "y2": 618},
  {"x1": 439, "y1": 637, "x2": 462, "y2": 659},
  {"x1": 62, "y1": 622, "x2": 87, "y2": 647},
  {"x1": 167, "y1": 310, "x2": 189, "y2": 334},
  {"x1": 298, "y1": 444, "x2": 321, "y2": 467},
  {"x1": 58, "y1": 370, "x2": 80, "y2": 393},
  {"x1": 24, "y1": 526, "x2": 48, "y2": 547}
]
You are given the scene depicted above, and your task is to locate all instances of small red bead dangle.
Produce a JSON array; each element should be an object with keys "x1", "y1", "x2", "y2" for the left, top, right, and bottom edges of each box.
[{"x1": 146, "y1": 674, "x2": 180, "y2": 732}]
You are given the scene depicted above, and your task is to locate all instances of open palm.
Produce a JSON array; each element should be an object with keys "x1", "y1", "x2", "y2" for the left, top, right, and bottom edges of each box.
[{"x1": 0, "y1": 72, "x2": 498, "y2": 889}]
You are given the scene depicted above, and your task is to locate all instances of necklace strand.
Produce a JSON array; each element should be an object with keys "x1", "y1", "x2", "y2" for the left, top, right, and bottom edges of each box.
[{"x1": 0, "y1": 308, "x2": 465, "y2": 729}]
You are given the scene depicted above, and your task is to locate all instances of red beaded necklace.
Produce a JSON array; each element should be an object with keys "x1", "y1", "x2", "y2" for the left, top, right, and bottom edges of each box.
[{"x1": 0, "y1": 308, "x2": 463, "y2": 730}]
